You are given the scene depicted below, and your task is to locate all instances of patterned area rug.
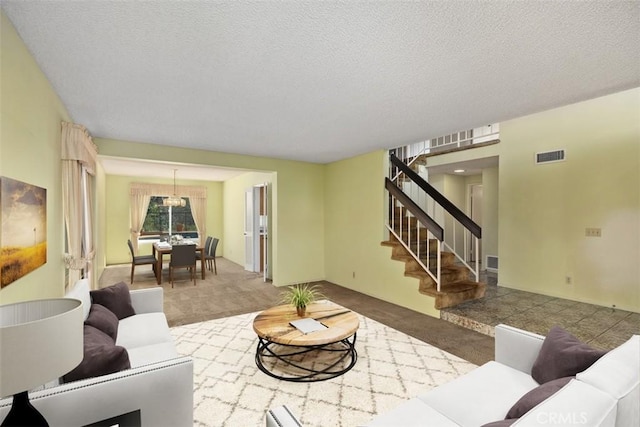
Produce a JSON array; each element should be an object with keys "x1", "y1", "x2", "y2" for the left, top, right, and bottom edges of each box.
[{"x1": 170, "y1": 311, "x2": 477, "y2": 426}]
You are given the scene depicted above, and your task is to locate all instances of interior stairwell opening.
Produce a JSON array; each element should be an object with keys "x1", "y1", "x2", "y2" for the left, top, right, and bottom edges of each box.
[{"x1": 383, "y1": 153, "x2": 486, "y2": 310}]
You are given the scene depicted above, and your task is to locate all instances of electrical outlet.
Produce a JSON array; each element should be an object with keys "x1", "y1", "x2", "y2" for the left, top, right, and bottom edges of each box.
[
  {"x1": 585, "y1": 228, "x2": 602, "y2": 237},
  {"x1": 565, "y1": 276, "x2": 572, "y2": 285},
  {"x1": 352, "y1": 271, "x2": 355, "y2": 279}
]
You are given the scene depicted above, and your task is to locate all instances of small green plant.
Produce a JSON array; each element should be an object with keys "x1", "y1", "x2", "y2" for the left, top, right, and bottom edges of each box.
[{"x1": 280, "y1": 283, "x2": 324, "y2": 316}]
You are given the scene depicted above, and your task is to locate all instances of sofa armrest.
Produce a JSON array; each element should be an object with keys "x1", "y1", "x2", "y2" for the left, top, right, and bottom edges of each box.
[
  {"x1": 130, "y1": 287, "x2": 164, "y2": 314},
  {"x1": 495, "y1": 324, "x2": 544, "y2": 375},
  {"x1": 266, "y1": 405, "x2": 303, "y2": 427},
  {"x1": 0, "y1": 356, "x2": 193, "y2": 427}
]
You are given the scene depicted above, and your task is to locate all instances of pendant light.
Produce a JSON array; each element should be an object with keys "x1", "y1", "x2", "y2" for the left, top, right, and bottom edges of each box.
[{"x1": 163, "y1": 169, "x2": 186, "y2": 207}]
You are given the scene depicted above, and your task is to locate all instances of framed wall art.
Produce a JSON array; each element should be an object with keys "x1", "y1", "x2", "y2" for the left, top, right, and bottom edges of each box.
[{"x1": 0, "y1": 176, "x2": 47, "y2": 288}]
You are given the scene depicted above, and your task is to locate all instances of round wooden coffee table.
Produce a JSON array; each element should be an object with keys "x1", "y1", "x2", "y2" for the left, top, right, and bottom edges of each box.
[{"x1": 253, "y1": 301, "x2": 359, "y2": 382}]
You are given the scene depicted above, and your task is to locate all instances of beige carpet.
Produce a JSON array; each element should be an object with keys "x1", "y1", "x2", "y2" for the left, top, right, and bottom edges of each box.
[
  {"x1": 170, "y1": 311, "x2": 477, "y2": 427},
  {"x1": 100, "y1": 259, "x2": 495, "y2": 366}
]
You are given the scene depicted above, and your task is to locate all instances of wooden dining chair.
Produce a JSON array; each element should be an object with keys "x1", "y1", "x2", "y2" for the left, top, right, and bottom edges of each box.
[
  {"x1": 169, "y1": 244, "x2": 197, "y2": 288},
  {"x1": 127, "y1": 239, "x2": 157, "y2": 284}
]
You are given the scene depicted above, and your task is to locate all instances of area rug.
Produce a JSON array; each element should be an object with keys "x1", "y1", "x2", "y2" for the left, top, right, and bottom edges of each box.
[{"x1": 170, "y1": 311, "x2": 477, "y2": 427}]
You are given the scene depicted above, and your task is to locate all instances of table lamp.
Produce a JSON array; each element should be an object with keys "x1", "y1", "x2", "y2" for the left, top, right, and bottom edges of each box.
[{"x1": 1, "y1": 298, "x2": 83, "y2": 426}]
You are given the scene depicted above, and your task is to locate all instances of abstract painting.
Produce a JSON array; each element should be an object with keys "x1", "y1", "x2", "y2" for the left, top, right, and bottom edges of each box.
[{"x1": 0, "y1": 177, "x2": 47, "y2": 288}]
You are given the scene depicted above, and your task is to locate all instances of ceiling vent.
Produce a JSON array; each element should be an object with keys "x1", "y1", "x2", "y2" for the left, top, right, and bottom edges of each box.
[{"x1": 535, "y1": 149, "x2": 566, "y2": 164}]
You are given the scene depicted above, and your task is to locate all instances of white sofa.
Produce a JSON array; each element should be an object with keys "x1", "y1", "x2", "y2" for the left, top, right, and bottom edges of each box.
[
  {"x1": 0, "y1": 279, "x2": 194, "y2": 427},
  {"x1": 266, "y1": 324, "x2": 639, "y2": 427}
]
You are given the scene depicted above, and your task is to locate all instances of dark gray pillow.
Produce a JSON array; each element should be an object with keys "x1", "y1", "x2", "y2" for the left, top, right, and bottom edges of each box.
[
  {"x1": 90, "y1": 281, "x2": 136, "y2": 320},
  {"x1": 481, "y1": 420, "x2": 518, "y2": 427},
  {"x1": 63, "y1": 325, "x2": 130, "y2": 382},
  {"x1": 506, "y1": 376, "x2": 573, "y2": 419},
  {"x1": 531, "y1": 325, "x2": 606, "y2": 384},
  {"x1": 84, "y1": 303, "x2": 119, "y2": 340}
]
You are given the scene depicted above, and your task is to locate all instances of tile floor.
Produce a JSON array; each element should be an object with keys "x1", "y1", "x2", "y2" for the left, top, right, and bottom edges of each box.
[{"x1": 441, "y1": 273, "x2": 640, "y2": 351}]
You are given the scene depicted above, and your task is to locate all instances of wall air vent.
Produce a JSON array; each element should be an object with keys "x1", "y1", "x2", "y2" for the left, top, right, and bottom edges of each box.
[
  {"x1": 486, "y1": 255, "x2": 498, "y2": 272},
  {"x1": 535, "y1": 149, "x2": 566, "y2": 164}
]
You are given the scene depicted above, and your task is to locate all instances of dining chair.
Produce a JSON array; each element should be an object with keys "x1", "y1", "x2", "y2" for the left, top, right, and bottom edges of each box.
[
  {"x1": 203, "y1": 236, "x2": 213, "y2": 259},
  {"x1": 169, "y1": 244, "x2": 197, "y2": 288},
  {"x1": 127, "y1": 239, "x2": 157, "y2": 284},
  {"x1": 205, "y1": 237, "x2": 219, "y2": 274}
]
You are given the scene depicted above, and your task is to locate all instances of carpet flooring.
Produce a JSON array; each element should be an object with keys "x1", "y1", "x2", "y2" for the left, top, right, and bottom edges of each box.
[
  {"x1": 170, "y1": 311, "x2": 477, "y2": 426},
  {"x1": 100, "y1": 257, "x2": 494, "y2": 365}
]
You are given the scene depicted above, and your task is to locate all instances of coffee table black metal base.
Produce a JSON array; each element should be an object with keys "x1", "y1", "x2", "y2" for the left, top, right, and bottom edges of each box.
[{"x1": 255, "y1": 333, "x2": 357, "y2": 382}]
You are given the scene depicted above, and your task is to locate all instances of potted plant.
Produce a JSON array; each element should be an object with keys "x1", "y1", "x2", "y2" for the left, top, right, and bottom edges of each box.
[{"x1": 280, "y1": 283, "x2": 324, "y2": 317}]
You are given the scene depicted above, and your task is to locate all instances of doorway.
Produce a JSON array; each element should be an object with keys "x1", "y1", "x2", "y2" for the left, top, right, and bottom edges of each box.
[
  {"x1": 244, "y1": 183, "x2": 270, "y2": 281},
  {"x1": 469, "y1": 184, "x2": 483, "y2": 263}
]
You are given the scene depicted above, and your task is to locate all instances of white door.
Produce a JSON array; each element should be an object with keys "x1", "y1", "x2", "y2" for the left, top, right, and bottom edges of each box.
[
  {"x1": 246, "y1": 185, "x2": 268, "y2": 274},
  {"x1": 262, "y1": 183, "x2": 269, "y2": 281},
  {"x1": 252, "y1": 186, "x2": 261, "y2": 272},
  {"x1": 244, "y1": 188, "x2": 253, "y2": 271}
]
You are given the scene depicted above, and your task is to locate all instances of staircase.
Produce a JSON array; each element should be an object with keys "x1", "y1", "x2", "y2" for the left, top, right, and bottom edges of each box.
[
  {"x1": 381, "y1": 230, "x2": 485, "y2": 310},
  {"x1": 384, "y1": 154, "x2": 486, "y2": 310}
]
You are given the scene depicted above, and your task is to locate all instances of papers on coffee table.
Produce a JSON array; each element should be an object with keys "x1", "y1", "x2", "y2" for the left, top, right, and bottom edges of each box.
[{"x1": 290, "y1": 318, "x2": 328, "y2": 334}]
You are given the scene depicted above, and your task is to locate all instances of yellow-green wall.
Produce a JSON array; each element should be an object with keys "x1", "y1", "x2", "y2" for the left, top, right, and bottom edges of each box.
[
  {"x1": 499, "y1": 88, "x2": 640, "y2": 312},
  {"x1": 103, "y1": 175, "x2": 223, "y2": 264},
  {"x1": 0, "y1": 12, "x2": 71, "y2": 304},
  {"x1": 324, "y1": 150, "x2": 439, "y2": 317},
  {"x1": 96, "y1": 138, "x2": 326, "y2": 286},
  {"x1": 482, "y1": 167, "x2": 499, "y2": 264}
]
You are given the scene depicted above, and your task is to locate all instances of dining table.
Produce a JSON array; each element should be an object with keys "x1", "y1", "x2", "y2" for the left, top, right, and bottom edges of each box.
[{"x1": 152, "y1": 241, "x2": 206, "y2": 285}]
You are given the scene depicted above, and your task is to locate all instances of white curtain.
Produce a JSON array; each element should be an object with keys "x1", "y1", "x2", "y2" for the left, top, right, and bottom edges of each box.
[
  {"x1": 188, "y1": 196, "x2": 206, "y2": 244},
  {"x1": 130, "y1": 183, "x2": 207, "y2": 245},
  {"x1": 62, "y1": 161, "x2": 83, "y2": 286},
  {"x1": 129, "y1": 190, "x2": 151, "y2": 254},
  {"x1": 84, "y1": 170, "x2": 96, "y2": 283},
  {"x1": 61, "y1": 122, "x2": 97, "y2": 289}
]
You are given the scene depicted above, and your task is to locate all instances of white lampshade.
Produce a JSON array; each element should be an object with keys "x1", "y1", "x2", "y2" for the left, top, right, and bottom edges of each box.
[
  {"x1": 0, "y1": 298, "x2": 83, "y2": 398},
  {"x1": 162, "y1": 195, "x2": 186, "y2": 207}
]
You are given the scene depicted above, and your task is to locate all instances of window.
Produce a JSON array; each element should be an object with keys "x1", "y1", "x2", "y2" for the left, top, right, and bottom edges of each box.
[{"x1": 141, "y1": 196, "x2": 197, "y2": 239}]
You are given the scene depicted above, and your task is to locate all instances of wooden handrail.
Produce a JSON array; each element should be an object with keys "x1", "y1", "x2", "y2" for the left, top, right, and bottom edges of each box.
[
  {"x1": 389, "y1": 154, "x2": 482, "y2": 239},
  {"x1": 385, "y1": 178, "x2": 443, "y2": 241}
]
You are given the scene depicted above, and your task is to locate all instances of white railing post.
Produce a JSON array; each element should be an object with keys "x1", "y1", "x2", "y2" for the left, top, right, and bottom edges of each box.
[
  {"x1": 436, "y1": 239, "x2": 441, "y2": 292},
  {"x1": 475, "y1": 237, "x2": 480, "y2": 282}
]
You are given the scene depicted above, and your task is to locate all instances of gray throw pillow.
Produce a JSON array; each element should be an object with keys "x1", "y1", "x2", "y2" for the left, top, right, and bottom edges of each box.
[
  {"x1": 90, "y1": 281, "x2": 136, "y2": 319},
  {"x1": 84, "y1": 303, "x2": 119, "y2": 340},
  {"x1": 531, "y1": 325, "x2": 606, "y2": 384},
  {"x1": 506, "y1": 376, "x2": 573, "y2": 419},
  {"x1": 63, "y1": 325, "x2": 131, "y2": 382}
]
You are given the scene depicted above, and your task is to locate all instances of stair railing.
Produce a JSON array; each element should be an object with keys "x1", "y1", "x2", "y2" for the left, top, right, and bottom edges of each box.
[
  {"x1": 386, "y1": 178, "x2": 444, "y2": 291},
  {"x1": 388, "y1": 154, "x2": 482, "y2": 284},
  {"x1": 389, "y1": 141, "x2": 430, "y2": 182}
]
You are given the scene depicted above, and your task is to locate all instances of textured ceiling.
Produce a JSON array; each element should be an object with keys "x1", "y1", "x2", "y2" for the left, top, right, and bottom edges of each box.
[{"x1": 3, "y1": 1, "x2": 639, "y2": 164}]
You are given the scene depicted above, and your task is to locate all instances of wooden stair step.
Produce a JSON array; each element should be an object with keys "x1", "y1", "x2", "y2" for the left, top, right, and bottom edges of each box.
[
  {"x1": 420, "y1": 280, "x2": 482, "y2": 295},
  {"x1": 382, "y1": 234, "x2": 485, "y2": 310},
  {"x1": 419, "y1": 280, "x2": 486, "y2": 310},
  {"x1": 404, "y1": 264, "x2": 467, "y2": 281}
]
